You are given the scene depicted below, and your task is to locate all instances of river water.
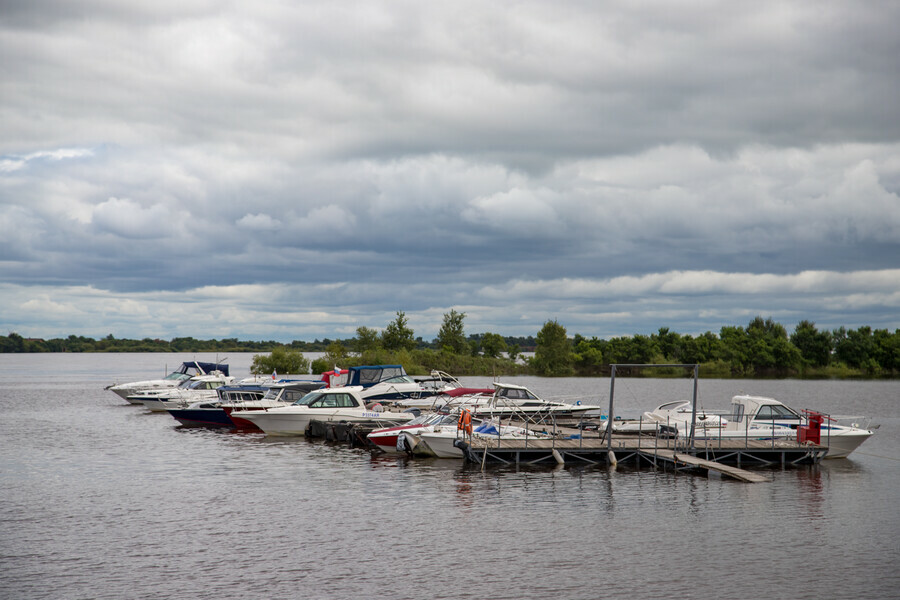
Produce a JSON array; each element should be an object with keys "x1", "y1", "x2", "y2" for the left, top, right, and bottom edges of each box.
[{"x1": 1, "y1": 353, "x2": 898, "y2": 600}]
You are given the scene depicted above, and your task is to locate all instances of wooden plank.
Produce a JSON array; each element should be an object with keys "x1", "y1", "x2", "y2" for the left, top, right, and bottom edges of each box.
[{"x1": 650, "y1": 449, "x2": 769, "y2": 483}]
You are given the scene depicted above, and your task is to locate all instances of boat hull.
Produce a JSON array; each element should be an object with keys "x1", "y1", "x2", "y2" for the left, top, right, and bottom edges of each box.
[
  {"x1": 233, "y1": 409, "x2": 414, "y2": 436},
  {"x1": 167, "y1": 408, "x2": 234, "y2": 428},
  {"x1": 689, "y1": 427, "x2": 873, "y2": 459},
  {"x1": 413, "y1": 430, "x2": 465, "y2": 458},
  {"x1": 368, "y1": 424, "x2": 433, "y2": 453},
  {"x1": 140, "y1": 398, "x2": 188, "y2": 412}
]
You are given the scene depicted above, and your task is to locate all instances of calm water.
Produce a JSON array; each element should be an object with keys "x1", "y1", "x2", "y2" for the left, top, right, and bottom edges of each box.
[{"x1": 1, "y1": 353, "x2": 898, "y2": 600}]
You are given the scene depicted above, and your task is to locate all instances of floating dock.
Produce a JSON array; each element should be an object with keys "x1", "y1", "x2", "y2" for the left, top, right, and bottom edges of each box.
[
  {"x1": 306, "y1": 419, "x2": 826, "y2": 482},
  {"x1": 456, "y1": 430, "x2": 828, "y2": 475}
]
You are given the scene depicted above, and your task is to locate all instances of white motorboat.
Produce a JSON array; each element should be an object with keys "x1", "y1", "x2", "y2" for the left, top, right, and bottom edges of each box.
[
  {"x1": 642, "y1": 395, "x2": 874, "y2": 458},
  {"x1": 640, "y1": 399, "x2": 728, "y2": 434},
  {"x1": 129, "y1": 373, "x2": 234, "y2": 412},
  {"x1": 230, "y1": 386, "x2": 416, "y2": 436},
  {"x1": 367, "y1": 412, "x2": 460, "y2": 453},
  {"x1": 343, "y1": 366, "x2": 461, "y2": 402},
  {"x1": 106, "y1": 361, "x2": 230, "y2": 402},
  {"x1": 410, "y1": 418, "x2": 551, "y2": 458},
  {"x1": 400, "y1": 382, "x2": 600, "y2": 420},
  {"x1": 222, "y1": 379, "x2": 328, "y2": 431}
]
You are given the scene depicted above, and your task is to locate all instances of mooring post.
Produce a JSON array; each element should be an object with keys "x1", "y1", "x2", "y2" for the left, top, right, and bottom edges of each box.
[
  {"x1": 606, "y1": 365, "x2": 616, "y2": 454},
  {"x1": 689, "y1": 364, "x2": 699, "y2": 451}
]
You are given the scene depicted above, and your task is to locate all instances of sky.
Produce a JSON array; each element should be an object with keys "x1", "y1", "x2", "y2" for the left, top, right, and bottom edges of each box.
[{"x1": 1, "y1": 0, "x2": 899, "y2": 343}]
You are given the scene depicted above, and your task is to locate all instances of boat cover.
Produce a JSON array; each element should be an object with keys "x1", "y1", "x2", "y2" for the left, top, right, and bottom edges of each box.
[
  {"x1": 179, "y1": 361, "x2": 230, "y2": 376},
  {"x1": 346, "y1": 365, "x2": 407, "y2": 387}
]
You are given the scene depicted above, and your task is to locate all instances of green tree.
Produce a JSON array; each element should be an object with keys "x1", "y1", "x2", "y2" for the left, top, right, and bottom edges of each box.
[
  {"x1": 573, "y1": 334, "x2": 604, "y2": 375},
  {"x1": 736, "y1": 317, "x2": 802, "y2": 375},
  {"x1": 507, "y1": 344, "x2": 521, "y2": 362},
  {"x1": 651, "y1": 327, "x2": 681, "y2": 361},
  {"x1": 0, "y1": 333, "x2": 25, "y2": 352},
  {"x1": 679, "y1": 332, "x2": 722, "y2": 364},
  {"x1": 532, "y1": 319, "x2": 574, "y2": 376},
  {"x1": 381, "y1": 311, "x2": 416, "y2": 352},
  {"x1": 436, "y1": 309, "x2": 468, "y2": 354},
  {"x1": 873, "y1": 329, "x2": 900, "y2": 373},
  {"x1": 312, "y1": 340, "x2": 349, "y2": 375},
  {"x1": 480, "y1": 332, "x2": 508, "y2": 359},
  {"x1": 719, "y1": 325, "x2": 750, "y2": 375},
  {"x1": 251, "y1": 346, "x2": 310, "y2": 375},
  {"x1": 834, "y1": 326, "x2": 876, "y2": 370},
  {"x1": 790, "y1": 320, "x2": 831, "y2": 367},
  {"x1": 353, "y1": 326, "x2": 381, "y2": 355}
]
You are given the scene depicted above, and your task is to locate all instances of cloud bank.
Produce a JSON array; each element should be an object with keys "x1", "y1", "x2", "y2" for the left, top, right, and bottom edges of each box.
[{"x1": 1, "y1": 1, "x2": 898, "y2": 341}]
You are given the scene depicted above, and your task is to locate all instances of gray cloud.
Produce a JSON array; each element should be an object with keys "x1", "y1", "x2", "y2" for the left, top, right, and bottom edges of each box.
[{"x1": 1, "y1": 1, "x2": 899, "y2": 341}]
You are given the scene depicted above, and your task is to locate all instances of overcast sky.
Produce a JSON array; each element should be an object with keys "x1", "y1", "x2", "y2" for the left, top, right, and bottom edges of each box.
[{"x1": 2, "y1": 0, "x2": 899, "y2": 343}]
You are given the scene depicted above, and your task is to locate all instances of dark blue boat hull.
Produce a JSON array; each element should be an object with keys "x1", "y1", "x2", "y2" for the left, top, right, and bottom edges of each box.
[{"x1": 168, "y1": 408, "x2": 234, "y2": 428}]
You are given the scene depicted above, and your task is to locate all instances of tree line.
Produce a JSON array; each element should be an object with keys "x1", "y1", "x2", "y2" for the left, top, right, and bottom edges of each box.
[{"x1": 3, "y1": 313, "x2": 898, "y2": 378}]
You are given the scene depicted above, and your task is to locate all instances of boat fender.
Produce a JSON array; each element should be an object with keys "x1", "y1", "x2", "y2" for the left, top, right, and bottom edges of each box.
[{"x1": 576, "y1": 400, "x2": 582, "y2": 406}]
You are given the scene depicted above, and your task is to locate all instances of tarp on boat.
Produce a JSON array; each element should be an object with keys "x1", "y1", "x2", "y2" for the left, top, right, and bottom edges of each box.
[
  {"x1": 346, "y1": 365, "x2": 406, "y2": 387},
  {"x1": 178, "y1": 361, "x2": 229, "y2": 376}
]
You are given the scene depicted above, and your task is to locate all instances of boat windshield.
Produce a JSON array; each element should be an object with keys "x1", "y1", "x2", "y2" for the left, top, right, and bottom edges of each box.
[
  {"x1": 404, "y1": 413, "x2": 433, "y2": 426},
  {"x1": 657, "y1": 401, "x2": 688, "y2": 411},
  {"x1": 754, "y1": 404, "x2": 802, "y2": 420},
  {"x1": 308, "y1": 393, "x2": 358, "y2": 408},
  {"x1": 432, "y1": 413, "x2": 459, "y2": 426},
  {"x1": 188, "y1": 380, "x2": 222, "y2": 390},
  {"x1": 262, "y1": 388, "x2": 281, "y2": 401},
  {"x1": 292, "y1": 391, "x2": 325, "y2": 406},
  {"x1": 497, "y1": 387, "x2": 539, "y2": 400},
  {"x1": 164, "y1": 372, "x2": 192, "y2": 381},
  {"x1": 418, "y1": 377, "x2": 460, "y2": 390},
  {"x1": 381, "y1": 375, "x2": 416, "y2": 384}
]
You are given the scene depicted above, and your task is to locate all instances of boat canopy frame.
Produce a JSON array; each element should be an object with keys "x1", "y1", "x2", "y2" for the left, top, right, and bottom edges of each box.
[{"x1": 607, "y1": 364, "x2": 700, "y2": 452}]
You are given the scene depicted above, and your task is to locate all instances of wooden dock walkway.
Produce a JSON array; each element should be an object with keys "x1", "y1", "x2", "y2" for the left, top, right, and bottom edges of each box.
[{"x1": 645, "y1": 449, "x2": 769, "y2": 483}]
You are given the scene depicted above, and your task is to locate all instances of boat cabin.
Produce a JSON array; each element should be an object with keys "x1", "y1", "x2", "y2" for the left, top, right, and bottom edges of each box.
[
  {"x1": 727, "y1": 395, "x2": 803, "y2": 430},
  {"x1": 261, "y1": 380, "x2": 328, "y2": 404},
  {"x1": 216, "y1": 384, "x2": 268, "y2": 403},
  {"x1": 290, "y1": 386, "x2": 367, "y2": 408}
]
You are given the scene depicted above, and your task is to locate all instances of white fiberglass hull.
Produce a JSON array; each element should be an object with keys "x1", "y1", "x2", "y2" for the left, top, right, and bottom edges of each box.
[
  {"x1": 136, "y1": 390, "x2": 221, "y2": 412},
  {"x1": 110, "y1": 381, "x2": 181, "y2": 400},
  {"x1": 412, "y1": 429, "x2": 465, "y2": 458},
  {"x1": 414, "y1": 423, "x2": 552, "y2": 459},
  {"x1": 141, "y1": 398, "x2": 189, "y2": 412},
  {"x1": 233, "y1": 408, "x2": 415, "y2": 436},
  {"x1": 690, "y1": 425, "x2": 873, "y2": 458}
]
